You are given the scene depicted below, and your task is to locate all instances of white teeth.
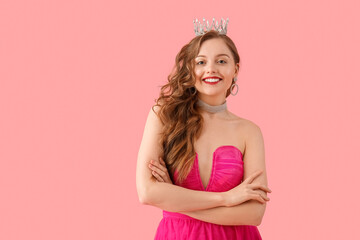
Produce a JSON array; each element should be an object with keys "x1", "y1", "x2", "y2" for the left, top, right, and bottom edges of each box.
[{"x1": 204, "y1": 78, "x2": 221, "y2": 82}]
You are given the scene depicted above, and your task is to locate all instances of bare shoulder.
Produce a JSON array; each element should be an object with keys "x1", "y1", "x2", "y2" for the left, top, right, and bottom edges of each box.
[
  {"x1": 150, "y1": 104, "x2": 161, "y2": 118},
  {"x1": 243, "y1": 118, "x2": 262, "y2": 136},
  {"x1": 236, "y1": 117, "x2": 264, "y2": 158},
  {"x1": 227, "y1": 111, "x2": 258, "y2": 127},
  {"x1": 227, "y1": 111, "x2": 263, "y2": 139},
  {"x1": 148, "y1": 105, "x2": 163, "y2": 126}
]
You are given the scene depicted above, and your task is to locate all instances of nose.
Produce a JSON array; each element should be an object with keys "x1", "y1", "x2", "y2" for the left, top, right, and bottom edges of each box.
[{"x1": 205, "y1": 61, "x2": 217, "y2": 73}]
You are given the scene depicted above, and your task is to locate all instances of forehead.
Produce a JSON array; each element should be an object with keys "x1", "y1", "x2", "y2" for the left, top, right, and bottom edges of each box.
[{"x1": 197, "y1": 38, "x2": 231, "y2": 56}]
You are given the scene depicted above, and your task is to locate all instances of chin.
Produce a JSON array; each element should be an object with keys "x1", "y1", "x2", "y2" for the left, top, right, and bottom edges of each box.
[{"x1": 198, "y1": 90, "x2": 226, "y2": 96}]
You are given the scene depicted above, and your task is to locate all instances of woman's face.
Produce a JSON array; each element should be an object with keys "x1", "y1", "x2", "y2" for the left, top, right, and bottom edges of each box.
[{"x1": 194, "y1": 38, "x2": 239, "y2": 101}]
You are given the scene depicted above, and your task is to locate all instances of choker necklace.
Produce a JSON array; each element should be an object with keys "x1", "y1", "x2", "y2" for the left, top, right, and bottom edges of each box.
[{"x1": 196, "y1": 98, "x2": 227, "y2": 113}]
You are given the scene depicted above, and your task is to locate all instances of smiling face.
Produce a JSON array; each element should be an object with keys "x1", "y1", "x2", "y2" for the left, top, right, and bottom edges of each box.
[{"x1": 194, "y1": 38, "x2": 239, "y2": 104}]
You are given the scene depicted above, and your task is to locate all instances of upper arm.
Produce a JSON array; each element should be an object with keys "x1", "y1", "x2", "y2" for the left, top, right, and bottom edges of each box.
[
  {"x1": 136, "y1": 106, "x2": 163, "y2": 204},
  {"x1": 242, "y1": 121, "x2": 268, "y2": 223}
]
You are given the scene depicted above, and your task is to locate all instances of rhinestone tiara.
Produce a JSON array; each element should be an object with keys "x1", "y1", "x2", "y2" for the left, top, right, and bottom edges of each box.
[{"x1": 193, "y1": 17, "x2": 229, "y2": 36}]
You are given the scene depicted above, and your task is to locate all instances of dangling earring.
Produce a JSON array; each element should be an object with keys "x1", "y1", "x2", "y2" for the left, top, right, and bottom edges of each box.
[{"x1": 230, "y1": 77, "x2": 238, "y2": 96}]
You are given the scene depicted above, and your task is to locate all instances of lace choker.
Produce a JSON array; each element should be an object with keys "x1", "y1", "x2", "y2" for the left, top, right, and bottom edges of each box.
[{"x1": 196, "y1": 98, "x2": 227, "y2": 113}]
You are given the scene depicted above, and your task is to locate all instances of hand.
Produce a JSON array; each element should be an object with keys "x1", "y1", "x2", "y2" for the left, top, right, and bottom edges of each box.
[
  {"x1": 223, "y1": 170, "x2": 272, "y2": 207},
  {"x1": 148, "y1": 157, "x2": 173, "y2": 184}
]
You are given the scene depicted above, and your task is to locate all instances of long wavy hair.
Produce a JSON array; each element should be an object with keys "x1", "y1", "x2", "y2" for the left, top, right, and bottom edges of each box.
[{"x1": 152, "y1": 30, "x2": 241, "y2": 184}]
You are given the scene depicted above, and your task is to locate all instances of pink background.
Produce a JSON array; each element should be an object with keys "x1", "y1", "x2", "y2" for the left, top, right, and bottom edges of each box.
[{"x1": 1, "y1": 0, "x2": 359, "y2": 239}]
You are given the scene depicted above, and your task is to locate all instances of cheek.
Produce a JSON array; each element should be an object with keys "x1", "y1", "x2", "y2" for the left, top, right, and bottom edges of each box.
[
  {"x1": 194, "y1": 69, "x2": 202, "y2": 78},
  {"x1": 224, "y1": 68, "x2": 234, "y2": 76}
]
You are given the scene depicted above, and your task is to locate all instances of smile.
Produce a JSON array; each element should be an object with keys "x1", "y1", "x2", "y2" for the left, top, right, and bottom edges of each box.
[{"x1": 203, "y1": 78, "x2": 222, "y2": 84}]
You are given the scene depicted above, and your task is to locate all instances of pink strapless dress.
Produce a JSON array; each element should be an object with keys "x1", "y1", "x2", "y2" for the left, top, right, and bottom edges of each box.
[{"x1": 154, "y1": 145, "x2": 262, "y2": 240}]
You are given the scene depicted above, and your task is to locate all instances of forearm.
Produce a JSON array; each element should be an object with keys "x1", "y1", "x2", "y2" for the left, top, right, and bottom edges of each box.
[
  {"x1": 179, "y1": 200, "x2": 266, "y2": 226},
  {"x1": 143, "y1": 179, "x2": 226, "y2": 212}
]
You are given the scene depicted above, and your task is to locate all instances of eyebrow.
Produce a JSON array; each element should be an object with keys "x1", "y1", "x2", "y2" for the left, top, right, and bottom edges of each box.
[{"x1": 196, "y1": 54, "x2": 230, "y2": 58}]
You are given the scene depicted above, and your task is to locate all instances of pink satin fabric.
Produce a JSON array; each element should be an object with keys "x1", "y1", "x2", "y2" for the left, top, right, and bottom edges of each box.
[{"x1": 154, "y1": 145, "x2": 262, "y2": 239}]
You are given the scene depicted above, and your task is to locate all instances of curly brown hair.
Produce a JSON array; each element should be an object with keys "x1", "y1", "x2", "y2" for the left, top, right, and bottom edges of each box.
[{"x1": 152, "y1": 30, "x2": 241, "y2": 184}]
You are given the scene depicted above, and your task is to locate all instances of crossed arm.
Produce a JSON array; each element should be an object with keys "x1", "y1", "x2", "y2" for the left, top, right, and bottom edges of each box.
[
  {"x1": 177, "y1": 197, "x2": 265, "y2": 226},
  {"x1": 178, "y1": 198, "x2": 265, "y2": 226},
  {"x1": 144, "y1": 179, "x2": 266, "y2": 226},
  {"x1": 138, "y1": 107, "x2": 269, "y2": 226},
  {"x1": 146, "y1": 123, "x2": 269, "y2": 226}
]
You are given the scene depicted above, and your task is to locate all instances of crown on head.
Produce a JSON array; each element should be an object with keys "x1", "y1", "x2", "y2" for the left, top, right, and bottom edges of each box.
[{"x1": 193, "y1": 17, "x2": 229, "y2": 36}]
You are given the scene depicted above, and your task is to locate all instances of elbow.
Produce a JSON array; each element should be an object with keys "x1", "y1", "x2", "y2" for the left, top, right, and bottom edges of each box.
[
  {"x1": 254, "y1": 203, "x2": 266, "y2": 226},
  {"x1": 249, "y1": 211, "x2": 263, "y2": 226},
  {"x1": 254, "y1": 216, "x2": 263, "y2": 226},
  {"x1": 138, "y1": 187, "x2": 153, "y2": 205},
  {"x1": 137, "y1": 183, "x2": 153, "y2": 205},
  {"x1": 249, "y1": 213, "x2": 262, "y2": 226},
  {"x1": 138, "y1": 193, "x2": 149, "y2": 205}
]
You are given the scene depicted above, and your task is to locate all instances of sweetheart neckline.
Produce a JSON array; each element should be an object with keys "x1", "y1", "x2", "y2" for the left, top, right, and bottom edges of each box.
[
  {"x1": 195, "y1": 145, "x2": 243, "y2": 191},
  {"x1": 195, "y1": 145, "x2": 243, "y2": 158}
]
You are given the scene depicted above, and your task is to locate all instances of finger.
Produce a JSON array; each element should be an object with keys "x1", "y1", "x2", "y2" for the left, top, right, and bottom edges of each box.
[
  {"x1": 251, "y1": 184, "x2": 272, "y2": 193},
  {"x1": 253, "y1": 193, "x2": 266, "y2": 204},
  {"x1": 261, "y1": 193, "x2": 270, "y2": 201},
  {"x1": 260, "y1": 192, "x2": 270, "y2": 201},
  {"x1": 259, "y1": 196, "x2": 267, "y2": 204},
  {"x1": 152, "y1": 160, "x2": 172, "y2": 183},
  {"x1": 148, "y1": 163, "x2": 163, "y2": 176},
  {"x1": 244, "y1": 170, "x2": 263, "y2": 184},
  {"x1": 253, "y1": 189, "x2": 270, "y2": 201},
  {"x1": 152, "y1": 161, "x2": 168, "y2": 173},
  {"x1": 152, "y1": 171, "x2": 164, "y2": 182},
  {"x1": 257, "y1": 192, "x2": 268, "y2": 203},
  {"x1": 150, "y1": 164, "x2": 167, "y2": 178},
  {"x1": 159, "y1": 157, "x2": 166, "y2": 166},
  {"x1": 160, "y1": 160, "x2": 167, "y2": 171}
]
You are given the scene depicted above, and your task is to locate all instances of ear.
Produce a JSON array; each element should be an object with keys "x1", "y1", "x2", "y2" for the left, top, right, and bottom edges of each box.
[{"x1": 234, "y1": 63, "x2": 240, "y2": 77}]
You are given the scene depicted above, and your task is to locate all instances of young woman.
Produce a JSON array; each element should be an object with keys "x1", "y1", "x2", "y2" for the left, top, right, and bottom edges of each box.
[{"x1": 136, "y1": 19, "x2": 271, "y2": 239}]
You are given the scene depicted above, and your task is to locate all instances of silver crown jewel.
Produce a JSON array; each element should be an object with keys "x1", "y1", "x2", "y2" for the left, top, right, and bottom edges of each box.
[{"x1": 193, "y1": 17, "x2": 229, "y2": 36}]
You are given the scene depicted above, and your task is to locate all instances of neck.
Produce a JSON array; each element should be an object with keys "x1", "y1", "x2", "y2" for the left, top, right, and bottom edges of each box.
[{"x1": 196, "y1": 98, "x2": 227, "y2": 113}]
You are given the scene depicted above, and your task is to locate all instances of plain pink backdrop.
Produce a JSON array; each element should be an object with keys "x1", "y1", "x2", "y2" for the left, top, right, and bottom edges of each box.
[{"x1": 1, "y1": 0, "x2": 359, "y2": 239}]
